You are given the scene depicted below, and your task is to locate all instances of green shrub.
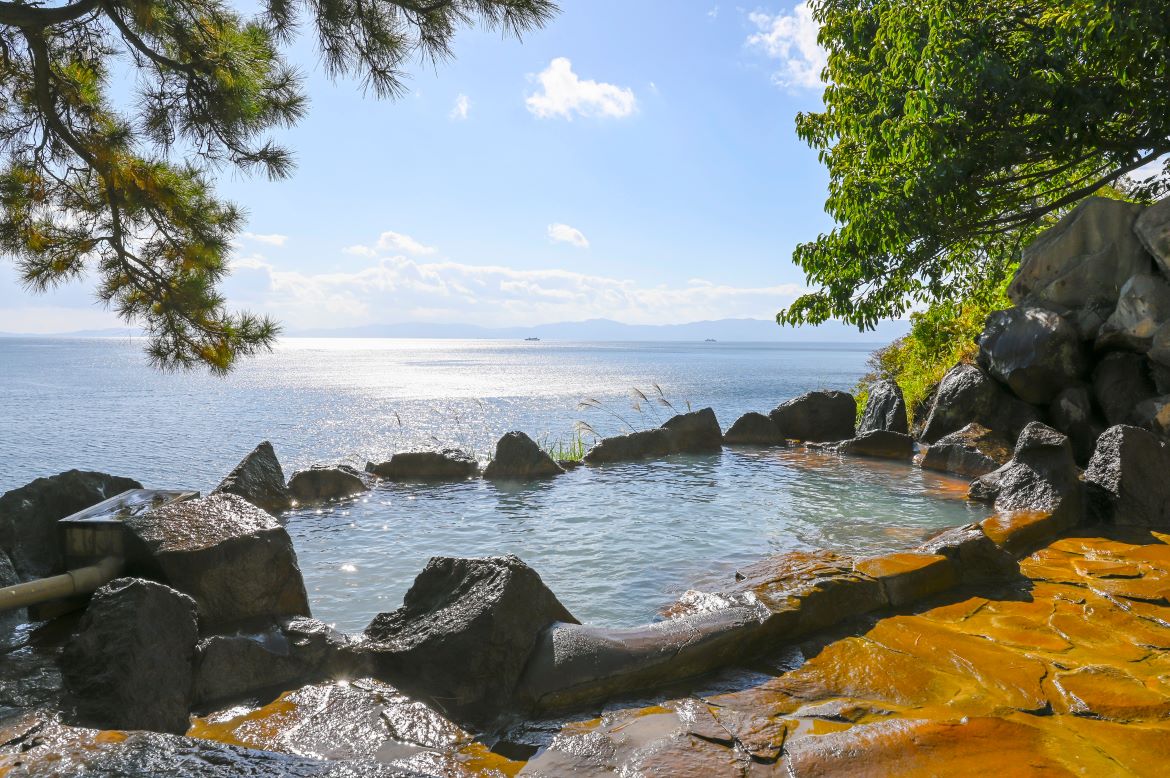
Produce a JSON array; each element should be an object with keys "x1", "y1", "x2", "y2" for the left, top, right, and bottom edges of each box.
[{"x1": 856, "y1": 275, "x2": 1012, "y2": 425}]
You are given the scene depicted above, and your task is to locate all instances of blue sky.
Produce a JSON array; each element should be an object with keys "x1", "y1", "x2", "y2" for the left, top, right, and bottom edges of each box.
[{"x1": 0, "y1": 1, "x2": 839, "y2": 333}]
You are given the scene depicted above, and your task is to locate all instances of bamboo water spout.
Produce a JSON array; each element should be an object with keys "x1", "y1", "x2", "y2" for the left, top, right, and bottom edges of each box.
[{"x1": 0, "y1": 555, "x2": 123, "y2": 612}]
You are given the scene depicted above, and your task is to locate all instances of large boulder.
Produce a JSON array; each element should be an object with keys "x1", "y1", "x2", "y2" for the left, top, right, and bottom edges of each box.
[
  {"x1": 193, "y1": 617, "x2": 359, "y2": 707},
  {"x1": 287, "y1": 465, "x2": 368, "y2": 504},
  {"x1": 584, "y1": 428, "x2": 674, "y2": 464},
  {"x1": 123, "y1": 493, "x2": 311, "y2": 629},
  {"x1": 362, "y1": 555, "x2": 578, "y2": 730},
  {"x1": 1084, "y1": 425, "x2": 1170, "y2": 527},
  {"x1": 832, "y1": 430, "x2": 914, "y2": 460},
  {"x1": 61, "y1": 578, "x2": 198, "y2": 734},
  {"x1": 1096, "y1": 273, "x2": 1170, "y2": 353},
  {"x1": 366, "y1": 449, "x2": 479, "y2": 481},
  {"x1": 920, "y1": 423, "x2": 1013, "y2": 479},
  {"x1": 0, "y1": 470, "x2": 141, "y2": 581},
  {"x1": 723, "y1": 412, "x2": 783, "y2": 445},
  {"x1": 919, "y1": 363, "x2": 1041, "y2": 444},
  {"x1": 1135, "y1": 193, "x2": 1170, "y2": 278},
  {"x1": 769, "y1": 390, "x2": 856, "y2": 442},
  {"x1": 858, "y1": 379, "x2": 909, "y2": 435},
  {"x1": 483, "y1": 432, "x2": 563, "y2": 480},
  {"x1": 977, "y1": 306, "x2": 1088, "y2": 404},
  {"x1": 213, "y1": 441, "x2": 292, "y2": 514},
  {"x1": 1092, "y1": 352, "x2": 1157, "y2": 426},
  {"x1": 585, "y1": 408, "x2": 724, "y2": 464},
  {"x1": 1008, "y1": 197, "x2": 1152, "y2": 311},
  {"x1": 661, "y1": 407, "x2": 723, "y2": 452},
  {"x1": 969, "y1": 423, "x2": 1083, "y2": 528},
  {"x1": 1049, "y1": 386, "x2": 1106, "y2": 465}
]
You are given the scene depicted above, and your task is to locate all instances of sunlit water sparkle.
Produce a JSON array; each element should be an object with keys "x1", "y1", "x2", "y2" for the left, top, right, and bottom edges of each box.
[{"x1": 1, "y1": 337, "x2": 986, "y2": 631}]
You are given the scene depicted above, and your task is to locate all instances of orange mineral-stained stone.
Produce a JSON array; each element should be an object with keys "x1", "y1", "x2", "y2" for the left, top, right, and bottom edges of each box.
[
  {"x1": 853, "y1": 552, "x2": 958, "y2": 607},
  {"x1": 1051, "y1": 664, "x2": 1170, "y2": 720},
  {"x1": 862, "y1": 615, "x2": 1050, "y2": 715},
  {"x1": 779, "y1": 715, "x2": 1122, "y2": 777},
  {"x1": 981, "y1": 510, "x2": 1066, "y2": 554}
]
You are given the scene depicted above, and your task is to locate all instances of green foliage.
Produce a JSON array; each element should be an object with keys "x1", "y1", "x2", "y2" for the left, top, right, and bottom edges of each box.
[
  {"x1": 543, "y1": 431, "x2": 587, "y2": 463},
  {"x1": 856, "y1": 275, "x2": 1012, "y2": 424},
  {"x1": 0, "y1": 0, "x2": 557, "y2": 372},
  {"x1": 783, "y1": 0, "x2": 1170, "y2": 331}
]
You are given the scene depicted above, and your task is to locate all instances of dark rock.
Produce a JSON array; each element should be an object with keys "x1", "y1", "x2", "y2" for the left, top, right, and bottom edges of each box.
[
  {"x1": 1149, "y1": 321, "x2": 1170, "y2": 370},
  {"x1": 977, "y1": 306, "x2": 1088, "y2": 404},
  {"x1": 919, "y1": 363, "x2": 1041, "y2": 444},
  {"x1": 969, "y1": 423, "x2": 1084, "y2": 528},
  {"x1": 769, "y1": 390, "x2": 856, "y2": 442},
  {"x1": 483, "y1": 432, "x2": 564, "y2": 479},
  {"x1": 916, "y1": 524, "x2": 1018, "y2": 584},
  {"x1": 1008, "y1": 196, "x2": 1152, "y2": 311},
  {"x1": 0, "y1": 549, "x2": 22, "y2": 648},
  {"x1": 920, "y1": 423, "x2": 1013, "y2": 479},
  {"x1": 8, "y1": 717, "x2": 416, "y2": 777},
  {"x1": 1150, "y1": 356, "x2": 1170, "y2": 394},
  {"x1": 858, "y1": 379, "x2": 909, "y2": 435},
  {"x1": 123, "y1": 493, "x2": 311, "y2": 629},
  {"x1": 366, "y1": 449, "x2": 479, "y2": 481},
  {"x1": 515, "y1": 608, "x2": 763, "y2": 716},
  {"x1": 61, "y1": 577, "x2": 198, "y2": 734},
  {"x1": 194, "y1": 617, "x2": 359, "y2": 707},
  {"x1": 0, "y1": 470, "x2": 141, "y2": 581},
  {"x1": 833, "y1": 430, "x2": 914, "y2": 460},
  {"x1": 287, "y1": 465, "x2": 368, "y2": 504},
  {"x1": 584, "y1": 428, "x2": 674, "y2": 464},
  {"x1": 214, "y1": 441, "x2": 292, "y2": 514},
  {"x1": 1049, "y1": 386, "x2": 1106, "y2": 465},
  {"x1": 1084, "y1": 425, "x2": 1170, "y2": 527},
  {"x1": 1096, "y1": 273, "x2": 1170, "y2": 353},
  {"x1": 1135, "y1": 193, "x2": 1170, "y2": 278},
  {"x1": 362, "y1": 554, "x2": 577, "y2": 729},
  {"x1": 1092, "y1": 352, "x2": 1157, "y2": 426},
  {"x1": 661, "y1": 407, "x2": 723, "y2": 452},
  {"x1": 1133, "y1": 395, "x2": 1170, "y2": 437},
  {"x1": 723, "y1": 411, "x2": 783, "y2": 445}
]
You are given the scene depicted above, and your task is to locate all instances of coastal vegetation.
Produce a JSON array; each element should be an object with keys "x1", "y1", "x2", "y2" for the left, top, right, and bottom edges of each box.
[
  {"x1": 0, "y1": 0, "x2": 557, "y2": 372},
  {"x1": 782, "y1": 0, "x2": 1170, "y2": 332}
]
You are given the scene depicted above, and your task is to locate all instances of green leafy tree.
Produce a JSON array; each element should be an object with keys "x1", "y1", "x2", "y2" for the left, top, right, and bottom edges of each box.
[
  {"x1": 782, "y1": 0, "x2": 1170, "y2": 330},
  {"x1": 0, "y1": 0, "x2": 556, "y2": 371}
]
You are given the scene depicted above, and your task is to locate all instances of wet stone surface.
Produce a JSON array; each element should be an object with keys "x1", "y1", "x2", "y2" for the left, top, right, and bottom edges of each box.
[{"x1": 5, "y1": 531, "x2": 1170, "y2": 775}]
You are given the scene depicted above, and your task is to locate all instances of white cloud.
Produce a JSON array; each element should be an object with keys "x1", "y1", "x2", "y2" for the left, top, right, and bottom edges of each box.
[
  {"x1": 242, "y1": 232, "x2": 288, "y2": 247},
  {"x1": 450, "y1": 93, "x2": 470, "y2": 121},
  {"x1": 222, "y1": 248, "x2": 805, "y2": 330},
  {"x1": 525, "y1": 58, "x2": 637, "y2": 120},
  {"x1": 708, "y1": 6, "x2": 719, "y2": 19},
  {"x1": 345, "y1": 231, "x2": 437, "y2": 257},
  {"x1": 747, "y1": 3, "x2": 826, "y2": 89},
  {"x1": 547, "y1": 223, "x2": 590, "y2": 249}
]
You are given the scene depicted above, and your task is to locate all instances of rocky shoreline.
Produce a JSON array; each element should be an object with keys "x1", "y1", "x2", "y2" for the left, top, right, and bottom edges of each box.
[{"x1": 3, "y1": 194, "x2": 1170, "y2": 774}]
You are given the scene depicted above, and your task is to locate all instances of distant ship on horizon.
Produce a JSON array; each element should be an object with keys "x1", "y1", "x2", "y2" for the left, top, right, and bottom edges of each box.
[{"x1": 524, "y1": 337, "x2": 540, "y2": 341}]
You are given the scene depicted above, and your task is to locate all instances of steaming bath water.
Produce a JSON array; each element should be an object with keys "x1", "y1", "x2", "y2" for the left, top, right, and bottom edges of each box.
[{"x1": 1, "y1": 336, "x2": 985, "y2": 631}]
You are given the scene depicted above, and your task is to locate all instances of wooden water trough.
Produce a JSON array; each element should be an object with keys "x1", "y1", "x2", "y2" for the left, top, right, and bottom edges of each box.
[{"x1": 0, "y1": 488, "x2": 197, "y2": 616}]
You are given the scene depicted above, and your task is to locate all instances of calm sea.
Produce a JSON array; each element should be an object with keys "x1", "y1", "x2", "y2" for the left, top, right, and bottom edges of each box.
[{"x1": 0, "y1": 337, "x2": 984, "y2": 630}]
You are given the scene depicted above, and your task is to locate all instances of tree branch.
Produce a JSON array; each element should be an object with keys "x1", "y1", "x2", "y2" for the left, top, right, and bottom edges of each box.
[{"x1": 0, "y1": 0, "x2": 100, "y2": 28}]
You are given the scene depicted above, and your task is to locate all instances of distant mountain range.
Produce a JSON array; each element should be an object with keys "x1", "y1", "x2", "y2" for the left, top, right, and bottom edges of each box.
[
  {"x1": 299, "y1": 317, "x2": 911, "y2": 342},
  {"x1": 1, "y1": 317, "x2": 911, "y2": 343}
]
